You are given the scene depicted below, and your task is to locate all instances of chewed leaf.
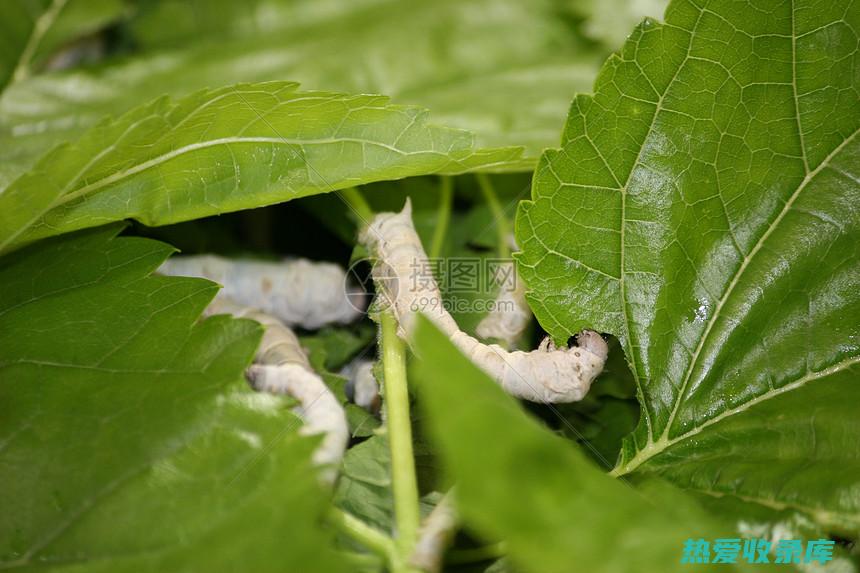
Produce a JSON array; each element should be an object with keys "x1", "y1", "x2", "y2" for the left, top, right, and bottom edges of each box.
[
  {"x1": 516, "y1": 0, "x2": 860, "y2": 533},
  {"x1": 0, "y1": 81, "x2": 521, "y2": 254}
]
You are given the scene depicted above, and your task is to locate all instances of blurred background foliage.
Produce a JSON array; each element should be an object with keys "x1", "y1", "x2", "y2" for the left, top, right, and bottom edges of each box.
[{"x1": 0, "y1": 0, "x2": 668, "y2": 188}]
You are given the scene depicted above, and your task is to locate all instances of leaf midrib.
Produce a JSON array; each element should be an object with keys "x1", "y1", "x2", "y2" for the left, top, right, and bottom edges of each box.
[
  {"x1": 55, "y1": 135, "x2": 456, "y2": 208},
  {"x1": 689, "y1": 486, "x2": 860, "y2": 531},
  {"x1": 660, "y1": 0, "x2": 817, "y2": 443},
  {"x1": 613, "y1": 13, "x2": 704, "y2": 442},
  {"x1": 612, "y1": 1, "x2": 859, "y2": 473},
  {"x1": 612, "y1": 354, "x2": 860, "y2": 477},
  {"x1": 649, "y1": 127, "x2": 859, "y2": 449},
  {"x1": 0, "y1": 133, "x2": 462, "y2": 254}
]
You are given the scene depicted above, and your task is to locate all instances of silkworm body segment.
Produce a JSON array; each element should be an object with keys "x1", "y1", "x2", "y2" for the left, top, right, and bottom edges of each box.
[
  {"x1": 159, "y1": 255, "x2": 363, "y2": 329},
  {"x1": 360, "y1": 201, "x2": 608, "y2": 403},
  {"x1": 206, "y1": 297, "x2": 349, "y2": 483},
  {"x1": 475, "y1": 260, "x2": 532, "y2": 348}
]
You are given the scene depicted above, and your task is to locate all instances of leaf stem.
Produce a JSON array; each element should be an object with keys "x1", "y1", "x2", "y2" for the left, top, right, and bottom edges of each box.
[
  {"x1": 338, "y1": 186, "x2": 374, "y2": 226},
  {"x1": 11, "y1": 0, "x2": 68, "y2": 84},
  {"x1": 380, "y1": 310, "x2": 422, "y2": 557},
  {"x1": 328, "y1": 507, "x2": 398, "y2": 562},
  {"x1": 476, "y1": 174, "x2": 511, "y2": 258},
  {"x1": 340, "y1": 550, "x2": 385, "y2": 569},
  {"x1": 429, "y1": 176, "x2": 453, "y2": 259}
]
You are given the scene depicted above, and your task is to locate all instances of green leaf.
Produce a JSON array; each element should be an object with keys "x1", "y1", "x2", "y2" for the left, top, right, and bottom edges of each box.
[
  {"x1": 516, "y1": 0, "x2": 860, "y2": 534},
  {"x1": 334, "y1": 433, "x2": 442, "y2": 537},
  {"x1": 411, "y1": 315, "x2": 753, "y2": 573},
  {"x1": 335, "y1": 435, "x2": 395, "y2": 532},
  {"x1": 0, "y1": 0, "x2": 603, "y2": 178},
  {"x1": 0, "y1": 81, "x2": 521, "y2": 254},
  {"x1": 124, "y1": 0, "x2": 604, "y2": 161},
  {"x1": 0, "y1": 0, "x2": 124, "y2": 91},
  {"x1": 301, "y1": 324, "x2": 376, "y2": 373},
  {"x1": 301, "y1": 325, "x2": 381, "y2": 438},
  {"x1": 0, "y1": 225, "x2": 351, "y2": 571}
]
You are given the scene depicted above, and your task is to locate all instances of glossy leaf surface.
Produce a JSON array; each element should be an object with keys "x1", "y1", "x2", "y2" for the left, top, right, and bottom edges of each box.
[{"x1": 516, "y1": 0, "x2": 860, "y2": 533}]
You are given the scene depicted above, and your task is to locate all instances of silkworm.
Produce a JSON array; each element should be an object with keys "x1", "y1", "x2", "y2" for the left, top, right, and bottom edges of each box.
[
  {"x1": 410, "y1": 492, "x2": 458, "y2": 573},
  {"x1": 359, "y1": 200, "x2": 608, "y2": 403},
  {"x1": 206, "y1": 297, "x2": 349, "y2": 484},
  {"x1": 341, "y1": 359, "x2": 381, "y2": 414},
  {"x1": 159, "y1": 255, "x2": 364, "y2": 329},
  {"x1": 475, "y1": 260, "x2": 532, "y2": 348}
]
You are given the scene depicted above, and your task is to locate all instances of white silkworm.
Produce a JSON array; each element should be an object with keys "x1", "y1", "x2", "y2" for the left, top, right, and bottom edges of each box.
[
  {"x1": 206, "y1": 297, "x2": 349, "y2": 484},
  {"x1": 341, "y1": 359, "x2": 381, "y2": 414},
  {"x1": 410, "y1": 493, "x2": 458, "y2": 573},
  {"x1": 475, "y1": 260, "x2": 532, "y2": 348},
  {"x1": 159, "y1": 255, "x2": 363, "y2": 330},
  {"x1": 359, "y1": 200, "x2": 608, "y2": 403}
]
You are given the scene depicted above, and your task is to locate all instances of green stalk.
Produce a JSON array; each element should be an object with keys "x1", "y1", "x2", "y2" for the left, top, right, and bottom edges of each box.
[
  {"x1": 328, "y1": 508, "x2": 397, "y2": 562},
  {"x1": 340, "y1": 551, "x2": 385, "y2": 569},
  {"x1": 476, "y1": 173, "x2": 511, "y2": 259},
  {"x1": 11, "y1": 0, "x2": 68, "y2": 84},
  {"x1": 381, "y1": 310, "x2": 421, "y2": 558},
  {"x1": 339, "y1": 186, "x2": 374, "y2": 226},
  {"x1": 428, "y1": 176, "x2": 453, "y2": 259},
  {"x1": 327, "y1": 199, "x2": 422, "y2": 572}
]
